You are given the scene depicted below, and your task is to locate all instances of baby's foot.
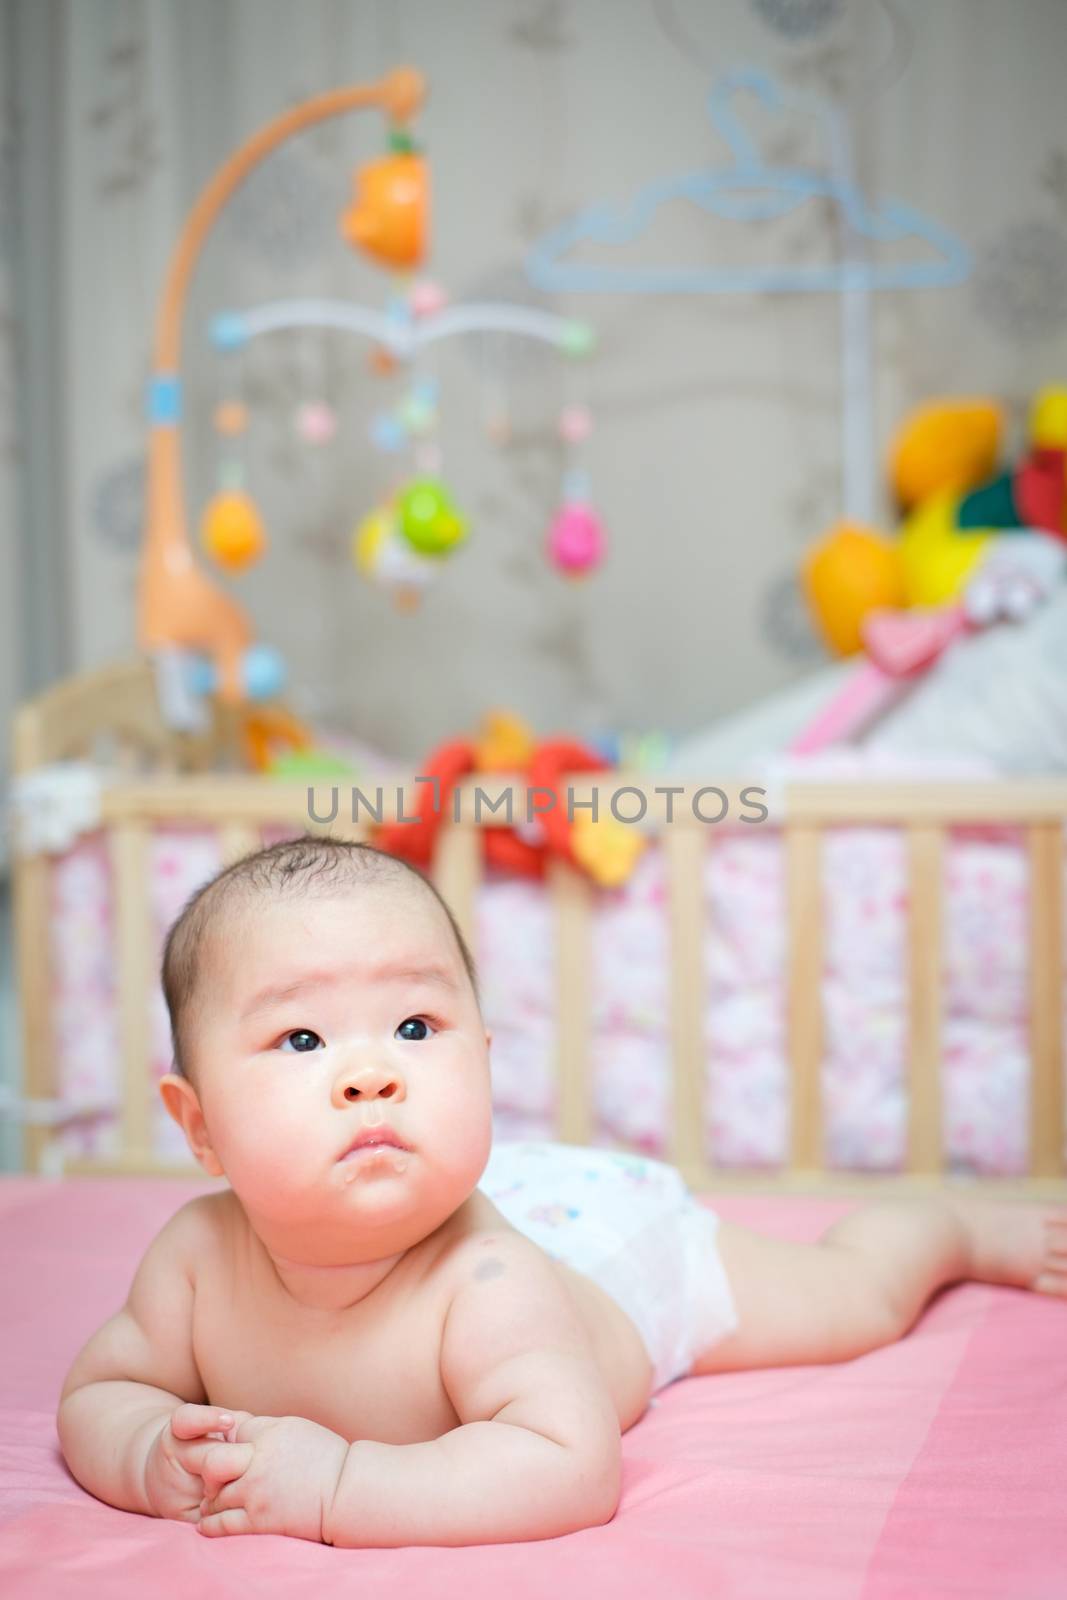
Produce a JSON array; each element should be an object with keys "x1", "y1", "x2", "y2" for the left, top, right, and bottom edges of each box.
[{"x1": 941, "y1": 1196, "x2": 1067, "y2": 1296}]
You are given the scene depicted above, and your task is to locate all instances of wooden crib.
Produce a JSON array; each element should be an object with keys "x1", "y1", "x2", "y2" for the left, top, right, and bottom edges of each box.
[{"x1": 10, "y1": 659, "x2": 1067, "y2": 1197}]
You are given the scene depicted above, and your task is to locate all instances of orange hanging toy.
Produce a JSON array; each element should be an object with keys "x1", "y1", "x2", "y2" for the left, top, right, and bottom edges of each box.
[{"x1": 340, "y1": 136, "x2": 429, "y2": 272}]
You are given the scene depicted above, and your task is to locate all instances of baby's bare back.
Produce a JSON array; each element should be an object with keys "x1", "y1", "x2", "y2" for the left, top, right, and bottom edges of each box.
[{"x1": 193, "y1": 1190, "x2": 654, "y2": 1442}]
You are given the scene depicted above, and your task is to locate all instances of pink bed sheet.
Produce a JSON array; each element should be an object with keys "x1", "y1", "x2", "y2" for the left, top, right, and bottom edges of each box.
[{"x1": 1, "y1": 1177, "x2": 1065, "y2": 1599}]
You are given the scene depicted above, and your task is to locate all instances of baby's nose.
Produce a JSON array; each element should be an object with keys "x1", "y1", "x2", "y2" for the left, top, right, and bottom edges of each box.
[{"x1": 332, "y1": 1061, "x2": 406, "y2": 1106}]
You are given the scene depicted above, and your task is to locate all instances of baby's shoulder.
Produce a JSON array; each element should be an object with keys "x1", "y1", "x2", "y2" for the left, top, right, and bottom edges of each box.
[
  {"x1": 172, "y1": 1185, "x2": 235, "y2": 1234},
  {"x1": 149, "y1": 1188, "x2": 235, "y2": 1276},
  {"x1": 430, "y1": 1191, "x2": 562, "y2": 1299}
]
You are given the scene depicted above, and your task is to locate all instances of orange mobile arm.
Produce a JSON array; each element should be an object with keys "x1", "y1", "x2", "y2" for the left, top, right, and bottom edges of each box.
[{"x1": 138, "y1": 68, "x2": 426, "y2": 701}]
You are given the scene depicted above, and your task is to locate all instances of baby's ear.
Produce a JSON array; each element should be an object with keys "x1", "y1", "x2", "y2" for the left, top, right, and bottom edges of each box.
[
  {"x1": 484, "y1": 1029, "x2": 493, "y2": 1052},
  {"x1": 159, "y1": 1074, "x2": 225, "y2": 1178}
]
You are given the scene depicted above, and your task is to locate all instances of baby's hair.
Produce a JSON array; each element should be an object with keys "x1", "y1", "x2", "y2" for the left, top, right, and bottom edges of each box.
[{"x1": 161, "y1": 834, "x2": 480, "y2": 1082}]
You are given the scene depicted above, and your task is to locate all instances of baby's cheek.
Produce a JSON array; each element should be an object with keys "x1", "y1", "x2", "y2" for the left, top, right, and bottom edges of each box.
[
  {"x1": 213, "y1": 1094, "x2": 309, "y2": 1185},
  {"x1": 431, "y1": 1109, "x2": 493, "y2": 1190}
]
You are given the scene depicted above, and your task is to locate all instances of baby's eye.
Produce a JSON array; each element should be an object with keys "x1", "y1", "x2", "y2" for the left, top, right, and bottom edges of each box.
[
  {"x1": 395, "y1": 1017, "x2": 435, "y2": 1042},
  {"x1": 278, "y1": 1029, "x2": 324, "y2": 1053}
]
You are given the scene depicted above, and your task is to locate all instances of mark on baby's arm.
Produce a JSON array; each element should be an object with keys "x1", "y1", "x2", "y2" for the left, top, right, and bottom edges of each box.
[{"x1": 474, "y1": 1256, "x2": 507, "y2": 1282}]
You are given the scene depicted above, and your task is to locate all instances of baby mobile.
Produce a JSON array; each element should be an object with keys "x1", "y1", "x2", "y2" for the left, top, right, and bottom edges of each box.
[
  {"x1": 205, "y1": 251, "x2": 603, "y2": 604},
  {"x1": 136, "y1": 67, "x2": 604, "y2": 746}
]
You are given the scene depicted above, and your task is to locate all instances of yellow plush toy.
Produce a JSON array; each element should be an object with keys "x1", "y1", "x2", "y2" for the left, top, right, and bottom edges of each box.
[
  {"x1": 473, "y1": 710, "x2": 536, "y2": 772},
  {"x1": 801, "y1": 521, "x2": 906, "y2": 657},
  {"x1": 890, "y1": 398, "x2": 1002, "y2": 510},
  {"x1": 570, "y1": 808, "x2": 645, "y2": 889}
]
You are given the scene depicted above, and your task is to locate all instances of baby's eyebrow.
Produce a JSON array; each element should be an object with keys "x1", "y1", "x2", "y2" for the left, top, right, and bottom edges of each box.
[
  {"x1": 371, "y1": 963, "x2": 461, "y2": 992},
  {"x1": 240, "y1": 963, "x2": 459, "y2": 1020}
]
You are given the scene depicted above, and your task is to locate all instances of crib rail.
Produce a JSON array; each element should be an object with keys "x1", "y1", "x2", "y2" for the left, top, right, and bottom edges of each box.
[
  {"x1": 11, "y1": 657, "x2": 243, "y2": 776},
  {"x1": 11, "y1": 773, "x2": 1067, "y2": 1195}
]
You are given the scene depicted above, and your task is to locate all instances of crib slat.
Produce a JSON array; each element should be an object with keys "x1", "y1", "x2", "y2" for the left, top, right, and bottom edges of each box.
[
  {"x1": 550, "y1": 859, "x2": 593, "y2": 1146},
  {"x1": 432, "y1": 822, "x2": 480, "y2": 954},
  {"x1": 112, "y1": 821, "x2": 153, "y2": 1164},
  {"x1": 12, "y1": 853, "x2": 55, "y2": 1172},
  {"x1": 786, "y1": 825, "x2": 825, "y2": 1172},
  {"x1": 665, "y1": 824, "x2": 708, "y2": 1174},
  {"x1": 906, "y1": 824, "x2": 944, "y2": 1174},
  {"x1": 1028, "y1": 821, "x2": 1065, "y2": 1179},
  {"x1": 219, "y1": 822, "x2": 261, "y2": 866}
]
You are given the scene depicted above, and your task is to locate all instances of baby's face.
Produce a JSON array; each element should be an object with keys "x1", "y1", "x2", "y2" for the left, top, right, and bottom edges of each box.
[{"x1": 184, "y1": 883, "x2": 493, "y2": 1253}]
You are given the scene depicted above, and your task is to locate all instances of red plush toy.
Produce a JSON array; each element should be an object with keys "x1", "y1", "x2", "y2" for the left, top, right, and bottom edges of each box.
[{"x1": 374, "y1": 734, "x2": 611, "y2": 880}]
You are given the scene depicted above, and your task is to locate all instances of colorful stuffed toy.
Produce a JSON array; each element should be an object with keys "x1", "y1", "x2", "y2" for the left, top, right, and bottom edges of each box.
[
  {"x1": 373, "y1": 710, "x2": 645, "y2": 888},
  {"x1": 793, "y1": 387, "x2": 1067, "y2": 754},
  {"x1": 803, "y1": 387, "x2": 1067, "y2": 653}
]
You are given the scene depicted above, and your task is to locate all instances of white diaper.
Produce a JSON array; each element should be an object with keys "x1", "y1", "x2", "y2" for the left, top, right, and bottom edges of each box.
[{"x1": 479, "y1": 1141, "x2": 739, "y2": 1393}]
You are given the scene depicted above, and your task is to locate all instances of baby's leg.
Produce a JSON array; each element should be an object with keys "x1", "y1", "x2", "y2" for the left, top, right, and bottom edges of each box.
[{"x1": 693, "y1": 1195, "x2": 1067, "y2": 1374}]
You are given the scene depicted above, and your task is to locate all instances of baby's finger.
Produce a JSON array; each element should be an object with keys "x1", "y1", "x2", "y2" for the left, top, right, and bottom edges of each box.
[
  {"x1": 215, "y1": 1410, "x2": 256, "y2": 1443},
  {"x1": 198, "y1": 1507, "x2": 253, "y2": 1538},
  {"x1": 199, "y1": 1475, "x2": 247, "y2": 1517},
  {"x1": 200, "y1": 1442, "x2": 255, "y2": 1497},
  {"x1": 169, "y1": 1438, "x2": 245, "y2": 1488},
  {"x1": 170, "y1": 1404, "x2": 236, "y2": 1441},
  {"x1": 231, "y1": 1413, "x2": 273, "y2": 1441},
  {"x1": 171, "y1": 1437, "x2": 222, "y2": 1477}
]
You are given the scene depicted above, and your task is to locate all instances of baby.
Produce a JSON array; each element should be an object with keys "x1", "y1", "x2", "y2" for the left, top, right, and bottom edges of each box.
[{"x1": 58, "y1": 836, "x2": 1067, "y2": 1547}]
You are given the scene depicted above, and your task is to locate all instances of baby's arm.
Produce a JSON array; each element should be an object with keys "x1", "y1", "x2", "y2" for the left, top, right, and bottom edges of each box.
[
  {"x1": 58, "y1": 1198, "x2": 244, "y2": 1519},
  {"x1": 324, "y1": 1233, "x2": 621, "y2": 1546}
]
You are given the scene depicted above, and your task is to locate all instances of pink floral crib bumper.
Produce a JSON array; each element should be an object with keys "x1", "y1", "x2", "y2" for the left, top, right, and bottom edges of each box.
[{"x1": 44, "y1": 819, "x2": 1064, "y2": 1175}]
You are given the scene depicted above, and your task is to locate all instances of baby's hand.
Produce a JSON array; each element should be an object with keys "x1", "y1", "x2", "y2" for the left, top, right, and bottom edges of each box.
[
  {"x1": 144, "y1": 1403, "x2": 254, "y2": 1523},
  {"x1": 197, "y1": 1415, "x2": 348, "y2": 1542}
]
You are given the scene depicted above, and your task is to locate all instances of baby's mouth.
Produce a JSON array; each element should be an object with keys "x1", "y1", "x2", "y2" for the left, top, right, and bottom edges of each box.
[
  {"x1": 341, "y1": 1142, "x2": 400, "y2": 1162},
  {"x1": 337, "y1": 1135, "x2": 412, "y2": 1183},
  {"x1": 338, "y1": 1129, "x2": 410, "y2": 1163}
]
